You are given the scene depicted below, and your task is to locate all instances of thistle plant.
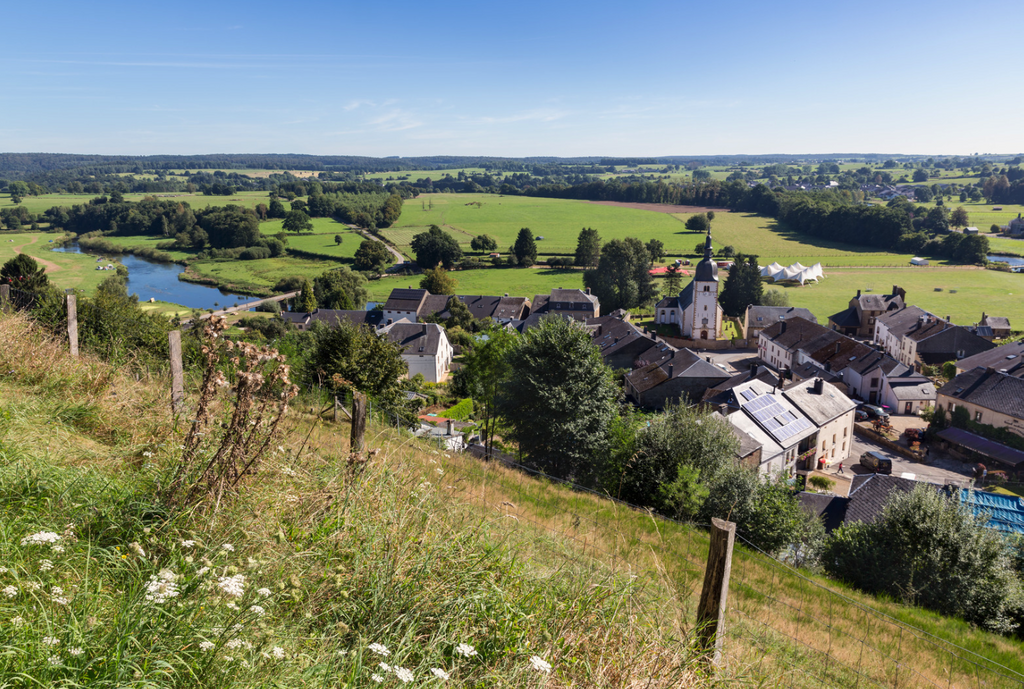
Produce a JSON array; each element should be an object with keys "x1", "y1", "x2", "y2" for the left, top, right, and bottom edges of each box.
[{"x1": 166, "y1": 316, "x2": 298, "y2": 506}]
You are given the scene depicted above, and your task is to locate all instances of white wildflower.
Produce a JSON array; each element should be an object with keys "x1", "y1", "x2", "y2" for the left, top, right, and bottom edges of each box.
[
  {"x1": 227, "y1": 602, "x2": 240, "y2": 611},
  {"x1": 10, "y1": 616, "x2": 24, "y2": 627},
  {"x1": 337, "y1": 650, "x2": 348, "y2": 656},
  {"x1": 371, "y1": 675, "x2": 384, "y2": 683},
  {"x1": 142, "y1": 451, "x2": 154, "y2": 458},
  {"x1": 48, "y1": 655, "x2": 60, "y2": 666},
  {"x1": 256, "y1": 587, "x2": 271, "y2": 598},
  {"x1": 221, "y1": 544, "x2": 235, "y2": 552},
  {"x1": 394, "y1": 667, "x2": 414, "y2": 683},
  {"x1": 3, "y1": 585, "x2": 16, "y2": 599},
  {"x1": 216, "y1": 574, "x2": 246, "y2": 598},
  {"x1": 50, "y1": 545, "x2": 64, "y2": 554},
  {"x1": 20, "y1": 532, "x2": 61, "y2": 546},
  {"x1": 0, "y1": 566, "x2": 6, "y2": 573},
  {"x1": 436, "y1": 468, "x2": 444, "y2": 476},
  {"x1": 128, "y1": 542, "x2": 146, "y2": 558},
  {"x1": 282, "y1": 466, "x2": 297, "y2": 477},
  {"x1": 231, "y1": 623, "x2": 244, "y2": 633},
  {"x1": 181, "y1": 540, "x2": 196, "y2": 548},
  {"x1": 68, "y1": 647, "x2": 83, "y2": 656},
  {"x1": 42, "y1": 636, "x2": 60, "y2": 647},
  {"x1": 455, "y1": 643, "x2": 477, "y2": 657},
  {"x1": 368, "y1": 643, "x2": 390, "y2": 657},
  {"x1": 50, "y1": 586, "x2": 70, "y2": 605},
  {"x1": 249, "y1": 605, "x2": 265, "y2": 617},
  {"x1": 199, "y1": 641, "x2": 215, "y2": 651},
  {"x1": 226, "y1": 638, "x2": 251, "y2": 650},
  {"x1": 379, "y1": 662, "x2": 391, "y2": 672},
  {"x1": 271, "y1": 646, "x2": 286, "y2": 660},
  {"x1": 25, "y1": 581, "x2": 40, "y2": 592},
  {"x1": 529, "y1": 655, "x2": 552, "y2": 673},
  {"x1": 145, "y1": 570, "x2": 180, "y2": 604},
  {"x1": 40, "y1": 559, "x2": 54, "y2": 572},
  {"x1": 431, "y1": 667, "x2": 450, "y2": 680},
  {"x1": 196, "y1": 566, "x2": 210, "y2": 576},
  {"x1": 222, "y1": 655, "x2": 234, "y2": 663}
]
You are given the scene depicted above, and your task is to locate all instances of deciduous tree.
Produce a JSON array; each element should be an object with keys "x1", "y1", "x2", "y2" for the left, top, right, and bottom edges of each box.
[
  {"x1": 583, "y1": 237, "x2": 656, "y2": 312},
  {"x1": 353, "y1": 239, "x2": 392, "y2": 274},
  {"x1": 411, "y1": 225, "x2": 463, "y2": 269},
  {"x1": 283, "y1": 209, "x2": 313, "y2": 233},
  {"x1": 470, "y1": 234, "x2": 498, "y2": 252},
  {"x1": 419, "y1": 264, "x2": 457, "y2": 295},
  {"x1": 685, "y1": 213, "x2": 711, "y2": 234},
  {"x1": 718, "y1": 254, "x2": 762, "y2": 317}
]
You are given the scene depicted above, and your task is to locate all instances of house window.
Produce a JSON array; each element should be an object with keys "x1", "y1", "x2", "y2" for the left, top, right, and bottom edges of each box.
[
  {"x1": 704, "y1": 305, "x2": 708, "y2": 311},
  {"x1": 948, "y1": 402, "x2": 955, "y2": 411},
  {"x1": 842, "y1": 441, "x2": 846, "y2": 451},
  {"x1": 975, "y1": 411, "x2": 983, "y2": 422},
  {"x1": 843, "y1": 427, "x2": 847, "y2": 437},
  {"x1": 870, "y1": 378, "x2": 878, "y2": 388},
  {"x1": 832, "y1": 434, "x2": 836, "y2": 444}
]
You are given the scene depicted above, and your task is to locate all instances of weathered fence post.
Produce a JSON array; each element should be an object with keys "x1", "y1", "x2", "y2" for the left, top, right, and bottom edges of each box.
[
  {"x1": 168, "y1": 330, "x2": 184, "y2": 415},
  {"x1": 696, "y1": 517, "x2": 736, "y2": 666},
  {"x1": 0, "y1": 284, "x2": 9, "y2": 313},
  {"x1": 65, "y1": 291, "x2": 79, "y2": 357},
  {"x1": 350, "y1": 391, "x2": 367, "y2": 454}
]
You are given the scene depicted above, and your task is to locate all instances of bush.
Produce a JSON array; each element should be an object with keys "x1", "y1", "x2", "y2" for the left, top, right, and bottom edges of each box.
[
  {"x1": 444, "y1": 398, "x2": 474, "y2": 421},
  {"x1": 239, "y1": 246, "x2": 272, "y2": 261},
  {"x1": 807, "y1": 475, "x2": 835, "y2": 492}
]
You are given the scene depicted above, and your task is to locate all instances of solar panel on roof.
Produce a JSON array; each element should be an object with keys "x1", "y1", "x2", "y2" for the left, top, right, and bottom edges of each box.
[{"x1": 740, "y1": 390, "x2": 755, "y2": 402}]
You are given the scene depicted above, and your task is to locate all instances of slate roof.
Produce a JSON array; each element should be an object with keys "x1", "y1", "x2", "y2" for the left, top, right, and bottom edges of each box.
[
  {"x1": 421, "y1": 294, "x2": 452, "y2": 317},
  {"x1": 746, "y1": 306, "x2": 817, "y2": 328},
  {"x1": 876, "y1": 305, "x2": 931, "y2": 337},
  {"x1": 759, "y1": 316, "x2": 837, "y2": 351},
  {"x1": 789, "y1": 361, "x2": 845, "y2": 388},
  {"x1": 797, "y1": 493, "x2": 848, "y2": 532},
  {"x1": 956, "y1": 341, "x2": 1024, "y2": 378},
  {"x1": 452, "y1": 294, "x2": 530, "y2": 321},
  {"x1": 694, "y1": 231, "x2": 719, "y2": 282},
  {"x1": 828, "y1": 307, "x2": 862, "y2": 328},
  {"x1": 711, "y1": 411, "x2": 762, "y2": 460},
  {"x1": 656, "y1": 282, "x2": 695, "y2": 311},
  {"x1": 381, "y1": 322, "x2": 445, "y2": 356},
  {"x1": 856, "y1": 290, "x2": 904, "y2": 313},
  {"x1": 732, "y1": 379, "x2": 817, "y2": 448},
  {"x1": 883, "y1": 364, "x2": 936, "y2": 401},
  {"x1": 589, "y1": 318, "x2": 660, "y2": 361},
  {"x1": 980, "y1": 315, "x2": 1011, "y2": 331},
  {"x1": 805, "y1": 337, "x2": 899, "y2": 378},
  {"x1": 625, "y1": 347, "x2": 727, "y2": 394},
  {"x1": 843, "y1": 474, "x2": 930, "y2": 525},
  {"x1": 782, "y1": 379, "x2": 857, "y2": 426},
  {"x1": 702, "y1": 365, "x2": 785, "y2": 408},
  {"x1": 937, "y1": 367, "x2": 1024, "y2": 421},
  {"x1": 531, "y1": 288, "x2": 599, "y2": 315},
  {"x1": 383, "y1": 288, "x2": 430, "y2": 313}
]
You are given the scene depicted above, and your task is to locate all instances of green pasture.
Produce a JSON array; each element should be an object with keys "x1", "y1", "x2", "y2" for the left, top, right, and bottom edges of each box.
[
  {"x1": 363, "y1": 167, "x2": 500, "y2": 182},
  {"x1": 779, "y1": 266, "x2": 1019, "y2": 325},
  {"x1": 0, "y1": 191, "x2": 273, "y2": 214},
  {"x1": 0, "y1": 231, "x2": 112, "y2": 292},
  {"x1": 83, "y1": 234, "x2": 195, "y2": 261},
  {"x1": 924, "y1": 200, "x2": 1024, "y2": 232},
  {"x1": 185, "y1": 255, "x2": 349, "y2": 294},
  {"x1": 361, "y1": 266, "x2": 585, "y2": 303}
]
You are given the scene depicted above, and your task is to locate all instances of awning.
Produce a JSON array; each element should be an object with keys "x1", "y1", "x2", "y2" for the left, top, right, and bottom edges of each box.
[{"x1": 937, "y1": 427, "x2": 1024, "y2": 468}]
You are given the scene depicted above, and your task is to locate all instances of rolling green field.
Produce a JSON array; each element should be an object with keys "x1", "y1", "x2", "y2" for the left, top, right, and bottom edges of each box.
[
  {"x1": 388, "y1": 193, "x2": 921, "y2": 266},
  {"x1": 363, "y1": 266, "x2": 585, "y2": 302},
  {"x1": 779, "y1": 266, "x2": 1019, "y2": 325},
  {"x1": 0, "y1": 231, "x2": 111, "y2": 292},
  {"x1": 0, "y1": 191, "x2": 274, "y2": 214}
]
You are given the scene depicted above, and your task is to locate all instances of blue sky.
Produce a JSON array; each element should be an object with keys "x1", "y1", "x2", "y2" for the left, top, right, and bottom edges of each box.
[{"x1": 3, "y1": 0, "x2": 1022, "y2": 157}]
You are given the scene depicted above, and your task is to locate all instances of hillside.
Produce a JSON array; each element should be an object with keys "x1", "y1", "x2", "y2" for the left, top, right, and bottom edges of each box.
[{"x1": 1, "y1": 311, "x2": 1023, "y2": 687}]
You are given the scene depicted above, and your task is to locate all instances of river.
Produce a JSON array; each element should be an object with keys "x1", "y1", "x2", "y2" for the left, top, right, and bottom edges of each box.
[
  {"x1": 52, "y1": 243, "x2": 252, "y2": 311},
  {"x1": 988, "y1": 255, "x2": 1024, "y2": 266}
]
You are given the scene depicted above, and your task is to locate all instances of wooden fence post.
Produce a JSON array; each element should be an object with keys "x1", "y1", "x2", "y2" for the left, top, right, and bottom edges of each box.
[
  {"x1": 0, "y1": 284, "x2": 9, "y2": 314},
  {"x1": 350, "y1": 391, "x2": 367, "y2": 454},
  {"x1": 696, "y1": 517, "x2": 736, "y2": 666},
  {"x1": 168, "y1": 330, "x2": 184, "y2": 415},
  {"x1": 65, "y1": 291, "x2": 79, "y2": 357}
]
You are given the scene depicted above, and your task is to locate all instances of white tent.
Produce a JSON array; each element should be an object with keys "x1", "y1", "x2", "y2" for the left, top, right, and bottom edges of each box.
[
  {"x1": 760, "y1": 262, "x2": 784, "y2": 278},
  {"x1": 763, "y1": 261, "x2": 826, "y2": 284}
]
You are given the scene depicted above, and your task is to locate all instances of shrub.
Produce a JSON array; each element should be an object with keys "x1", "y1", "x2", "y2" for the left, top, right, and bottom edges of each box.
[
  {"x1": 444, "y1": 398, "x2": 474, "y2": 421},
  {"x1": 808, "y1": 475, "x2": 835, "y2": 492},
  {"x1": 239, "y1": 246, "x2": 272, "y2": 260}
]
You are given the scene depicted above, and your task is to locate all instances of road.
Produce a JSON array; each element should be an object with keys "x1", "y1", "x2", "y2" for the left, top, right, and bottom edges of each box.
[
  {"x1": 820, "y1": 433, "x2": 975, "y2": 489},
  {"x1": 353, "y1": 227, "x2": 406, "y2": 264}
]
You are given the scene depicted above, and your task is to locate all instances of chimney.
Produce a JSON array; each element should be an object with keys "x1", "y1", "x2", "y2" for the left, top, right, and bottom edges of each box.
[
  {"x1": 586, "y1": 287, "x2": 592, "y2": 295},
  {"x1": 668, "y1": 363, "x2": 674, "y2": 378},
  {"x1": 504, "y1": 293, "x2": 509, "y2": 297},
  {"x1": 813, "y1": 378, "x2": 824, "y2": 395},
  {"x1": 945, "y1": 315, "x2": 951, "y2": 322},
  {"x1": 614, "y1": 336, "x2": 619, "y2": 344},
  {"x1": 446, "y1": 419, "x2": 453, "y2": 436},
  {"x1": 387, "y1": 318, "x2": 394, "y2": 325},
  {"x1": 982, "y1": 312, "x2": 986, "y2": 321},
  {"x1": 719, "y1": 403, "x2": 729, "y2": 416},
  {"x1": 856, "y1": 289, "x2": 861, "y2": 297},
  {"x1": 706, "y1": 356, "x2": 712, "y2": 362},
  {"x1": 780, "y1": 321, "x2": 786, "y2": 334},
  {"x1": 835, "y1": 342, "x2": 840, "y2": 355}
]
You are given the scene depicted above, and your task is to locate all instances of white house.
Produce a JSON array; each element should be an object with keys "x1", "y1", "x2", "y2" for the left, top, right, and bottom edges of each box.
[
  {"x1": 380, "y1": 322, "x2": 453, "y2": 383},
  {"x1": 654, "y1": 230, "x2": 724, "y2": 340}
]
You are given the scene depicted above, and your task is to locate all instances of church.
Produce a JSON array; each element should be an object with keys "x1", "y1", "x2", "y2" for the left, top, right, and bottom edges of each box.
[{"x1": 655, "y1": 230, "x2": 724, "y2": 340}]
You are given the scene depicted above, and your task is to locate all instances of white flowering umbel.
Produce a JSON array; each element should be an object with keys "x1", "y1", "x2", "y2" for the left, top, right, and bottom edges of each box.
[
  {"x1": 217, "y1": 574, "x2": 246, "y2": 598},
  {"x1": 20, "y1": 531, "x2": 62, "y2": 547},
  {"x1": 144, "y1": 570, "x2": 180, "y2": 605}
]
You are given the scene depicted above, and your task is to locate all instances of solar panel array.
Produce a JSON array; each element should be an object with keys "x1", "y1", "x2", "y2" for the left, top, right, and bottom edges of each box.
[{"x1": 740, "y1": 390, "x2": 814, "y2": 443}]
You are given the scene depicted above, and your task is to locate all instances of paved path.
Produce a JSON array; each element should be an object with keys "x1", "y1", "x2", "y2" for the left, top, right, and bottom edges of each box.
[
  {"x1": 818, "y1": 433, "x2": 975, "y2": 489},
  {"x1": 353, "y1": 227, "x2": 406, "y2": 264}
]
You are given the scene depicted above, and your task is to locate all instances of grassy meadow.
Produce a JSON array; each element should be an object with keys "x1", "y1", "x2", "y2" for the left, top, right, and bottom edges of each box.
[
  {"x1": 362, "y1": 266, "x2": 586, "y2": 302},
  {"x1": 2, "y1": 312, "x2": 1022, "y2": 688}
]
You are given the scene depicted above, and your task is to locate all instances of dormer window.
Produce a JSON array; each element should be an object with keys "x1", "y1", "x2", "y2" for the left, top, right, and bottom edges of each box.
[{"x1": 704, "y1": 286, "x2": 710, "y2": 292}]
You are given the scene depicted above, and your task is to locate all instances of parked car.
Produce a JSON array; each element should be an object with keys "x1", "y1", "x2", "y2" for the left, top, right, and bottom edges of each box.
[
  {"x1": 859, "y1": 451, "x2": 892, "y2": 475},
  {"x1": 854, "y1": 410, "x2": 869, "y2": 422},
  {"x1": 859, "y1": 404, "x2": 889, "y2": 422}
]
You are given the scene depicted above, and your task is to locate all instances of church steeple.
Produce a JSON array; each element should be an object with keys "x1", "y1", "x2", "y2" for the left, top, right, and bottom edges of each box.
[
  {"x1": 694, "y1": 228, "x2": 719, "y2": 282},
  {"x1": 703, "y1": 228, "x2": 714, "y2": 260}
]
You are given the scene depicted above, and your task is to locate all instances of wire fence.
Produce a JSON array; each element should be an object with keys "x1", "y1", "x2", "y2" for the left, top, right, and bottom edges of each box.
[{"x1": 367, "y1": 407, "x2": 1024, "y2": 688}]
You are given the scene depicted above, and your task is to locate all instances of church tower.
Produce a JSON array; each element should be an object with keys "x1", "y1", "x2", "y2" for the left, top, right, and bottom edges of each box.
[{"x1": 690, "y1": 230, "x2": 722, "y2": 340}]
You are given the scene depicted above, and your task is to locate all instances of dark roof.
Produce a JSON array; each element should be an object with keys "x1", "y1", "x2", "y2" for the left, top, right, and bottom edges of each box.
[
  {"x1": 876, "y1": 305, "x2": 931, "y2": 337},
  {"x1": 625, "y1": 347, "x2": 728, "y2": 394},
  {"x1": 937, "y1": 367, "x2": 1024, "y2": 420},
  {"x1": 656, "y1": 281, "x2": 695, "y2": 311},
  {"x1": 759, "y1": 316, "x2": 836, "y2": 351},
  {"x1": 789, "y1": 361, "x2": 844, "y2": 387},
  {"x1": 383, "y1": 288, "x2": 429, "y2": 313},
  {"x1": 702, "y1": 365, "x2": 784, "y2": 407},
  {"x1": 797, "y1": 493, "x2": 848, "y2": 532},
  {"x1": 382, "y1": 322, "x2": 445, "y2": 356},
  {"x1": 956, "y1": 341, "x2": 1024, "y2": 378},
  {"x1": 694, "y1": 231, "x2": 719, "y2": 282},
  {"x1": 936, "y1": 427, "x2": 1024, "y2": 468},
  {"x1": 856, "y1": 290, "x2": 904, "y2": 313},
  {"x1": 421, "y1": 294, "x2": 452, "y2": 317},
  {"x1": 980, "y1": 315, "x2": 1011, "y2": 330},
  {"x1": 828, "y1": 307, "x2": 862, "y2": 328},
  {"x1": 883, "y1": 364, "x2": 936, "y2": 401},
  {"x1": 589, "y1": 318, "x2": 659, "y2": 360},
  {"x1": 746, "y1": 306, "x2": 817, "y2": 327},
  {"x1": 844, "y1": 474, "x2": 928, "y2": 525}
]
